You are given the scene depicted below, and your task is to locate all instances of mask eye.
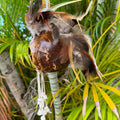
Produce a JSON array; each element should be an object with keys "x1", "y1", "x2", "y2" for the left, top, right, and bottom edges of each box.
[
  {"x1": 28, "y1": 47, "x2": 32, "y2": 61},
  {"x1": 34, "y1": 12, "x2": 44, "y2": 22}
]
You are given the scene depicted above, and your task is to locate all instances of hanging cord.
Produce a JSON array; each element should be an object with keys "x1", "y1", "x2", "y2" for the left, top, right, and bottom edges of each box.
[{"x1": 36, "y1": 70, "x2": 51, "y2": 120}]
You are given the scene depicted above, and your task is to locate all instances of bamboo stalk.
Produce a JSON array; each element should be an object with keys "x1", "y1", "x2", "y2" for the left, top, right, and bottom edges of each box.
[{"x1": 47, "y1": 72, "x2": 63, "y2": 120}]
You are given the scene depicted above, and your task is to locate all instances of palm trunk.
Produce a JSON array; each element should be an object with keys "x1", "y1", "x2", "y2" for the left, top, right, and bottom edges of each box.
[
  {"x1": 97, "y1": 0, "x2": 104, "y2": 20},
  {"x1": 0, "y1": 50, "x2": 34, "y2": 120},
  {"x1": 48, "y1": 72, "x2": 63, "y2": 120}
]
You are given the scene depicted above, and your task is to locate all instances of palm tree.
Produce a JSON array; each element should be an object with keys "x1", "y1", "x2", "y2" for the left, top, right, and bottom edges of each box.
[{"x1": 0, "y1": 0, "x2": 35, "y2": 119}]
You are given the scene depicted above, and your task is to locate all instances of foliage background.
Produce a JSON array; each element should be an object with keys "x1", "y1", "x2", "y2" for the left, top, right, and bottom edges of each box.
[{"x1": 0, "y1": 0, "x2": 120, "y2": 120}]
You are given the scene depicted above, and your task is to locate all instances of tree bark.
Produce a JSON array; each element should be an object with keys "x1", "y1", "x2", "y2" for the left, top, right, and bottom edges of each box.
[{"x1": 0, "y1": 50, "x2": 34, "y2": 120}]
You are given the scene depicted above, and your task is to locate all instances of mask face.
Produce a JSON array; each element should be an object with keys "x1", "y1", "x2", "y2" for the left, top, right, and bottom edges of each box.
[{"x1": 26, "y1": 0, "x2": 102, "y2": 80}]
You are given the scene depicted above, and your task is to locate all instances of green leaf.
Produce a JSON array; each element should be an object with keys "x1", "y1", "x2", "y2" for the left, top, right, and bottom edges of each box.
[
  {"x1": 100, "y1": 16, "x2": 112, "y2": 35},
  {"x1": 95, "y1": 108, "x2": 99, "y2": 120},
  {"x1": 107, "y1": 107, "x2": 113, "y2": 120},
  {"x1": 10, "y1": 43, "x2": 15, "y2": 62},
  {"x1": 83, "y1": 103, "x2": 95, "y2": 120},
  {"x1": 101, "y1": 102, "x2": 107, "y2": 120},
  {"x1": 112, "y1": 111, "x2": 118, "y2": 120},
  {"x1": 0, "y1": 43, "x2": 9, "y2": 54},
  {"x1": 67, "y1": 106, "x2": 82, "y2": 120}
]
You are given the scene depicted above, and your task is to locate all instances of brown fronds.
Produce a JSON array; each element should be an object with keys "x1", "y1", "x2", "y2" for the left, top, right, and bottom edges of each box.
[
  {"x1": 0, "y1": 78, "x2": 12, "y2": 120},
  {"x1": 68, "y1": 42, "x2": 83, "y2": 85}
]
